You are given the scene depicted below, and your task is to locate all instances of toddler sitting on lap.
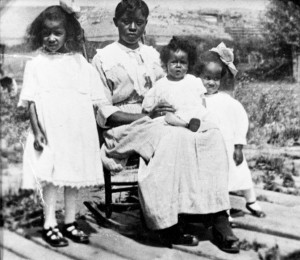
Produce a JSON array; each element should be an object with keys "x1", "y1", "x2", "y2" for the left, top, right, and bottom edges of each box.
[{"x1": 142, "y1": 36, "x2": 210, "y2": 132}]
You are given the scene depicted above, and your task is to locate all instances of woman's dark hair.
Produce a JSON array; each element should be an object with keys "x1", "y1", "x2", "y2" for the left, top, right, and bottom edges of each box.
[
  {"x1": 193, "y1": 51, "x2": 234, "y2": 91},
  {"x1": 26, "y1": 5, "x2": 84, "y2": 52},
  {"x1": 114, "y1": 0, "x2": 149, "y2": 21},
  {"x1": 160, "y1": 36, "x2": 197, "y2": 72}
]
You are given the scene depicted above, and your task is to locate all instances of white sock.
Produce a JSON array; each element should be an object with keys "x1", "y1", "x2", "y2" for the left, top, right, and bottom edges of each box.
[
  {"x1": 243, "y1": 188, "x2": 262, "y2": 211},
  {"x1": 43, "y1": 183, "x2": 58, "y2": 229},
  {"x1": 64, "y1": 187, "x2": 78, "y2": 224}
]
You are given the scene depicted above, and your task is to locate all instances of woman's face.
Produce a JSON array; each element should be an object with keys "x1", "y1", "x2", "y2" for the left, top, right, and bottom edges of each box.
[
  {"x1": 166, "y1": 50, "x2": 189, "y2": 81},
  {"x1": 201, "y1": 62, "x2": 222, "y2": 95},
  {"x1": 42, "y1": 19, "x2": 67, "y2": 53},
  {"x1": 114, "y1": 9, "x2": 147, "y2": 49}
]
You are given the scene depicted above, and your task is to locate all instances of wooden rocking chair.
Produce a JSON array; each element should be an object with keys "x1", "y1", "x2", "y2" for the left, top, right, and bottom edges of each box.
[{"x1": 84, "y1": 126, "x2": 141, "y2": 223}]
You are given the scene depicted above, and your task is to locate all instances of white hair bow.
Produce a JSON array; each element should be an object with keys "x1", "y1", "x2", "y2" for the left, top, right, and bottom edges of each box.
[
  {"x1": 60, "y1": 0, "x2": 81, "y2": 19},
  {"x1": 210, "y1": 42, "x2": 238, "y2": 77}
]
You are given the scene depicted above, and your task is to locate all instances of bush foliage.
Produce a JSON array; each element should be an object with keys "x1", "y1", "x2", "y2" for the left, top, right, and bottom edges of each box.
[{"x1": 235, "y1": 81, "x2": 300, "y2": 146}]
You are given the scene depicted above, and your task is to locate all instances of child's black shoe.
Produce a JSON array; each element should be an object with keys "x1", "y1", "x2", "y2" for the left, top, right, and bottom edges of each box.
[
  {"x1": 42, "y1": 226, "x2": 69, "y2": 247},
  {"x1": 188, "y1": 118, "x2": 201, "y2": 132},
  {"x1": 62, "y1": 222, "x2": 89, "y2": 244}
]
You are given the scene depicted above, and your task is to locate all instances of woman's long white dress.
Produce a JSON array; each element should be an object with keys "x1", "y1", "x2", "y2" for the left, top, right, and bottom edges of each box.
[{"x1": 92, "y1": 42, "x2": 230, "y2": 229}]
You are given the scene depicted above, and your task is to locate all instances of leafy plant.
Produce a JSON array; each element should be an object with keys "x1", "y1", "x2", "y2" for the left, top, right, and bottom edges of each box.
[{"x1": 235, "y1": 81, "x2": 300, "y2": 146}]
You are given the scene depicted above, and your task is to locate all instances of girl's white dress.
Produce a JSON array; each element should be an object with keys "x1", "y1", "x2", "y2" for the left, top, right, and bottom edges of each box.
[
  {"x1": 205, "y1": 92, "x2": 253, "y2": 191},
  {"x1": 20, "y1": 51, "x2": 105, "y2": 188},
  {"x1": 142, "y1": 75, "x2": 210, "y2": 123}
]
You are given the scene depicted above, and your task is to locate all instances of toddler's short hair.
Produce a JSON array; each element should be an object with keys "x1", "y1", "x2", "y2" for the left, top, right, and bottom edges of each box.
[{"x1": 160, "y1": 36, "x2": 197, "y2": 72}]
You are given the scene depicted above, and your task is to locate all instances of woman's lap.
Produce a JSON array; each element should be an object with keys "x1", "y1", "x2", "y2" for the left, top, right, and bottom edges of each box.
[{"x1": 103, "y1": 117, "x2": 230, "y2": 229}]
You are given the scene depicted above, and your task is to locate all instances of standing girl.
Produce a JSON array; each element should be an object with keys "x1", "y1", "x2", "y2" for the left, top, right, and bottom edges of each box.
[
  {"x1": 194, "y1": 42, "x2": 266, "y2": 220},
  {"x1": 19, "y1": 5, "x2": 105, "y2": 247}
]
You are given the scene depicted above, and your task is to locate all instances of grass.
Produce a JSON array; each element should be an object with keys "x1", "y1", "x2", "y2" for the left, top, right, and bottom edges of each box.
[{"x1": 235, "y1": 81, "x2": 300, "y2": 146}]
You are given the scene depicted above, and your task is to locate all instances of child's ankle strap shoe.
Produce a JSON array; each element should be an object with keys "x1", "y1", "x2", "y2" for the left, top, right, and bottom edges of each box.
[
  {"x1": 246, "y1": 201, "x2": 266, "y2": 218},
  {"x1": 62, "y1": 222, "x2": 89, "y2": 244},
  {"x1": 42, "y1": 226, "x2": 69, "y2": 247}
]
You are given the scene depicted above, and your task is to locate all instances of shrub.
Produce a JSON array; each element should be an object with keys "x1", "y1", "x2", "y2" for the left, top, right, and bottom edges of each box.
[
  {"x1": 1, "y1": 90, "x2": 29, "y2": 163},
  {"x1": 235, "y1": 81, "x2": 300, "y2": 146}
]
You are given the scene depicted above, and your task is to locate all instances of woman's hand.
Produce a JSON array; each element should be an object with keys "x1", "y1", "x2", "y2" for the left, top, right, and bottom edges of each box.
[
  {"x1": 233, "y1": 145, "x2": 244, "y2": 166},
  {"x1": 34, "y1": 131, "x2": 47, "y2": 151},
  {"x1": 148, "y1": 102, "x2": 176, "y2": 119}
]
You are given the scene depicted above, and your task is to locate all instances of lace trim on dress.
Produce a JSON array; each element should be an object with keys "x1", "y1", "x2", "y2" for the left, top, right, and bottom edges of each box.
[{"x1": 37, "y1": 177, "x2": 104, "y2": 188}]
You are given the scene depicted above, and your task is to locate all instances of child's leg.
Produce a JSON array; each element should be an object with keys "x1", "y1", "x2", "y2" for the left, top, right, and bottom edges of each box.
[
  {"x1": 43, "y1": 183, "x2": 58, "y2": 228},
  {"x1": 164, "y1": 112, "x2": 201, "y2": 132},
  {"x1": 42, "y1": 183, "x2": 69, "y2": 247},
  {"x1": 242, "y1": 188, "x2": 266, "y2": 217},
  {"x1": 63, "y1": 187, "x2": 89, "y2": 244},
  {"x1": 165, "y1": 112, "x2": 188, "y2": 127},
  {"x1": 242, "y1": 188, "x2": 262, "y2": 210},
  {"x1": 64, "y1": 186, "x2": 78, "y2": 224}
]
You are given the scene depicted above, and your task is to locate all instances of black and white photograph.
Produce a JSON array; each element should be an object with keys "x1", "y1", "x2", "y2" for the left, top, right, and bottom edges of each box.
[{"x1": 1, "y1": 0, "x2": 300, "y2": 259}]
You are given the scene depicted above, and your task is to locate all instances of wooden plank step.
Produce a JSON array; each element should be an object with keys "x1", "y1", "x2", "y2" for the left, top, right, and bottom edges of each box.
[
  {"x1": 86, "y1": 205, "x2": 259, "y2": 260},
  {"x1": 2, "y1": 248, "x2": 28, "y2": 260},
  {"x1": 255, "y1": 188, "x2": 300, "y2": 207},
  {"x1": 230, "y1": 195, "x2": 300, "y2": 240},
  {"x1": 234, "y1": 228, "x2": 300, "y2": 257},
  {"x1": 174, "y1": 240, "x2": 258, "y2": 260},
  {"x1": 1, "y1": 228, "x2": 72, "y2": 260},
  {"x1": 86, "y1": 218, "x2": 206, "y2": 260},
  {"x1": 27, "y1": 227, "x2": 125, "y2": 260}
]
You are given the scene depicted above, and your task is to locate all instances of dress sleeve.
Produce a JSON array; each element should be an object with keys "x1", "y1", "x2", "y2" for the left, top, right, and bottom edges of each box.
[
  {"x1": 151, "y1": 49, "x2": 165, "y2": 81},
  {"x1": 89, "y1": 65, "x2": 109, "y2": 103},
  {"x1": 233, "y1": 100, "x2": 249, "y2": 145},
  {"x1": 18, "y1": 60, "x2": 37, "y2": 107},
  {"x1": 142, "y1": 85, "x2": 159, "y2": 112},
  {"x1": 92, "y1": 54, "x2": 120, "y2": 128},
  {"x1": 143, "y1": 45, "x2": 165, "y2": 82}
]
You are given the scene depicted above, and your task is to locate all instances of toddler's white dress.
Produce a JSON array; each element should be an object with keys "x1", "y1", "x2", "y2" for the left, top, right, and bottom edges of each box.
[
  {"x1": 205, "y1": 92, "x2": 253, "y2": 191},
  {"x1": 20, "y1": 51, "x2": 105, "y2": 188},
  {"x1": 142, "y1": 74, "x2": 209, "y2": 123}
]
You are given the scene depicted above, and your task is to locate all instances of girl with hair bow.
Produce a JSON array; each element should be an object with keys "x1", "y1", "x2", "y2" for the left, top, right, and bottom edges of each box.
[
  {"x1": 20, "y1": 2, "x2": 107, "y2": 247},
  {"x1": 194, "y1": 42, "x2": 266, "y2": 224}
]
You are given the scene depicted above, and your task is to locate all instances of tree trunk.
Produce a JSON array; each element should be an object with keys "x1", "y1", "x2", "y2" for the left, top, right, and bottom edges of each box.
[{"x1": 292, "y1": 47, "x2": 300, "y2": 83}]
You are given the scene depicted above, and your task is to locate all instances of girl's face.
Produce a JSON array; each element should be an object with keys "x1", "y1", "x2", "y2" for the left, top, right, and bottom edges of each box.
[
  {"x1": 201, "y1": 62, "x2": 222, "y2": 95},
  {"x1": 42, "y1": 19, "x2": 67, "y2": 53},
  {"x1": 166, "y1": 49, "x2": 188, "y2": 81},
  {"x1": 114, "y1": 9, "x2": 147, "y2": 50}
]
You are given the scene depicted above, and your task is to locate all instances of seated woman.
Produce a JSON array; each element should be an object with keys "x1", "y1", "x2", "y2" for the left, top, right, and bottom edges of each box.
[{"x1": 92, "y1": 0, "x2": 239, "y2": 253}]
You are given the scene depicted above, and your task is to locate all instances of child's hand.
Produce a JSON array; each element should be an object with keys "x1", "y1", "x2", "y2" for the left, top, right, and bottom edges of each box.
[
  {"x1": 233, "y1": 145, "x2": 244, "y2": 166},
  {"x1": 149, "y1": 102, "x2": 175, "y2": 119},
  {"x1": 34, "y1": 131, "x2": 47, "y2": 151}
]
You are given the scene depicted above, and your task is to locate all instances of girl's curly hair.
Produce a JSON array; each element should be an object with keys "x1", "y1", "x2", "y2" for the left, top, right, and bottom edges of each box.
[
  {"x1": 115, "y1": 0, "x2": 149, "y2": 21},
  {"x1": 26, "y1": 5, "x2": 84, "y2": 52},
  {"x1": 160, "y1": 36, "x2": 197, "y2": 73}
]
